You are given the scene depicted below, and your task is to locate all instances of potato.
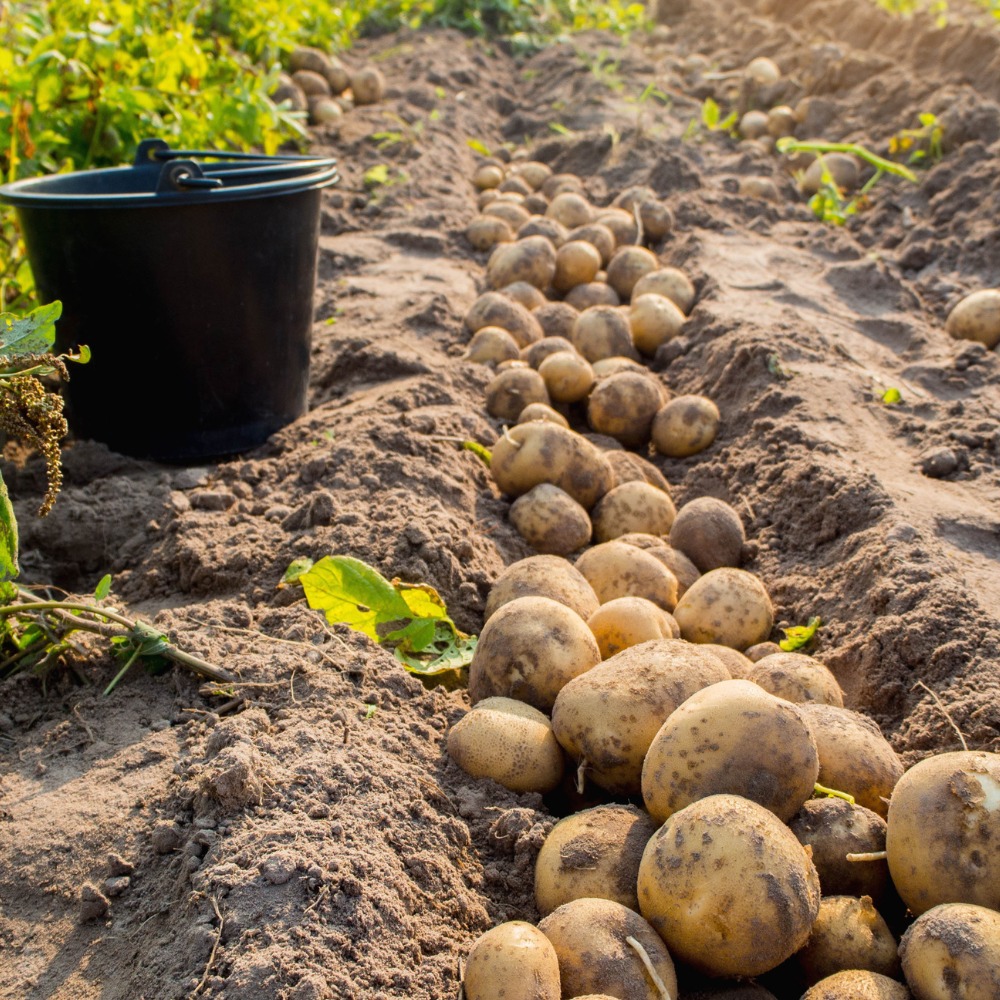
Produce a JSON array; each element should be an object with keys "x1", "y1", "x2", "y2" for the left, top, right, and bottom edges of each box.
[
  {"x1": 464, "y1": 920, "x2": 561, "y2": 1000},
  {"x1": 487, "y1": 235, "x2": 558, "y2": 290},
  {"x1": 498, "y1": 174, "x2": 532, "y2": 196},
  {"x1": 538, "y1": 351, "x2": 595, "y2": 403},
  {"x1": 799, "y1": 703, "x2": 904, "y2": 819},
  {"x1": 800, "y1": 971, "x2": 911, "y2": 1000},
  {"x1": 521, "y1": 336, "x2": 576, "y2": 369},
  {"x1": 652, "y1": 394, "x2": 720, "y2": 457},
  {"x1": 517, "y1": 402, "x2": 569, "y2": 427},
  {"x1": 289, "y1": 45, "x2": 334, "y2": 76},
  {"x1": 603, "y1": 452, "x2": 672, "y2": 494},
  {"x1": 466, "y1": 291, "x2": 543, "y2": 348},
  {"x1": 469, "y1": 595, "x2": 601, "y2": 711},
  {"x1": 682, "y1": 987, "x2": 778, "y2": 1000},
  {"x1": 796, "y1": 895, "x2": 900, "y2": 985},
  {"x1": 490, "y1": 421, "x2": 615, "y2": 509},
  {"x1": 535, "y1": 804, "x2": 657, "y2": 915},
  {"x1": 534, "y1": 302, "x2": 579, "y2": 340},
  {"x1": 899, "y1": 902, "x2": 1000, "y2": 1000},
  {"x1": 485, "y1": 554, "x2": 599, "y2": 622},
  {"x1": 750, "y1": 652, "x2": 844, "y2": 706},
  {"x1": 587, "y1": 371, "x2": 664, "y2": 447},
  {"x1": 538, "y1": 897, "x2": 677, "y2": 1000},
  {"x1": 575, "y1": 540, "x2": 679, "y2": 611},
  {"x1": 350, "y1": 66, "x2": 385, "y2": 105},
  {"x1": 638, "y1": 794, "x2": 821, "y2": 977},
  {"x1": 587, "y1": 596, "x2": 679, "y2": 658},
  {"x1": 606, "y1": 245, "x2": 659, "y2": 301},
  {"x1": 484, "y1": 201, "x2": 531, "y2": 232},
  {"x1": 638, "y1": 199, "x2": 673, "y2": 241},
  {"x1": 801, "y1": 153, "x2": 860, "y2": 195},
  {"x1": 591, "y1": 481, "x2": 677, "y2": 542},
  {"x1": 739, "y1": 109, "x2": 769, "y2": 140},
  {"x1": 572, "y1": 305, "x2": 638, "y2": 362},
  {"x1": 591, "y1": 355, "x2": 646, "y2": 378},
  {"x1": 524, "y1": 192, "x2": 550, "y2": 215},
  {"x1": 551, "y1": 639, "x2": 730, "y2": 794},
  {"x1": 477, "y1": 187, "x2": 500, "y2": 208},
  {"x1": 465, "y1": 325, "x2": 520, "y2": 365},
  {"x1": 465, "y1": 215, "x2": 514, "y2": 251},
  {"x1": 565, "y1": 281, "x2": 621, "y2": 311},
  {"x1": 768, "y1": 104, "x2": 798, "y2": 138},
  {"x1": 886, "y1": 750, "x2": 1000, "y2": 914},
  {"x1": 448, "y1": 697, "x2": 564, "y2": 794},
  {"x1": 697, "y1": 642, "x2": 751, "y2": 678},
  {"x1": 518, "y1": 216, "x2": 569, "y2": 248},
  {"x1": 552, "y1": 240, "x2": 602, "y2": 293},
  {"x1": 672, "y1": 567, "x2": 773, "y2": 649},
  {"x1": 612, "y1": 185, "x2": 657, "y2": 212},
  {"x1": 945, "y1": 288, "x2": 1000, "y2": 349},
  {"x1": 629, "y1": 293, "x2": 686, "y2": 355},
  {"x1": 746, "y1": 640, "x2": 783, "y2": 661},
  {"x1": 668, "y1": 496, "x2": 745, "y2": 571},
  {"x1": 789, "y1": 798, "x2": 890, "y2": 902},
  {"x1": 745, "y1": 55, "x2": 781, "y2": 85},
  {"x1": 632, "y1": 267, "x2": 696, "y2": 314},
  {"x1": 566, "y1": 223, "x2": 617, "y2": 266},
  {"x1": 596, "y1": 208, "x2": 639, "y2": 247},
  {"x1": 738, "y1": 176, "x2": 780, "y2": 200},
  {"x1": 501, "y1": 280, "x2": 547, "y2": 311},
  {"x1": 510, "y1": 483, "x2": 592, "y2": 556},
  {"x1": 511, "y1": 160, "x2": 552, "y2": 190},
  {"x1": 485, "y1": 366, "x2": 549, "y2": 421},
  {"x1": 271, "y1": 74, "x2": 307, "y2": 112},
  {"x1": 541, "y1": 172, "x2": 585, "y2": 199},
  {"x1": 642, "y1": 679, "x2": 819, "y2": 823},
  {"x1": 546, "y1": 191, "x2": 594, "y2": 229},
  {"x1": 293, "y1": 69, "x2": 332, "y2": 96}
]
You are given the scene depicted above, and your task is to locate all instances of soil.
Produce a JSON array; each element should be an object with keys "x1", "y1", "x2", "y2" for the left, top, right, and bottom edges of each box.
[{"x1": 3, "y1": 0, "x2": 1000, "y2": 997}]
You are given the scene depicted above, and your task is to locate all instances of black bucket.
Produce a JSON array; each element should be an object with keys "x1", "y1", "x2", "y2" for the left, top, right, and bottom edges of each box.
[{"x1": 0, "y1": 139, "x2": 339, "y2": 461}]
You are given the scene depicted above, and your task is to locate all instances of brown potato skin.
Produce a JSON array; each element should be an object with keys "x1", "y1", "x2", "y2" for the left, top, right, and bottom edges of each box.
[
  {"x1": 518, "y1": 216, "x2": 569, "y2": 248},
  {"x1": 487, "y1": 235, "x2": 558, "y2": 290},
  {"x1": 591, "y1": 481, "x2": 677, "y2": 542},
  {"x1": 750, "y1": 652, "x2": 845, "y2": 706},
  {"x1": 606, "y1": 245, "x2": 659, "y2": 301},
  {"x1": 466, "y1": 215, "x2": 514, "y2": 250},
  {"x1": 572, "y1": 305, "x2": 637, "y2": 362},
  {"x1": 565, "y1": 281, "x2": 621, "y2": 310},
  {"x1": 587, "y1": 596, "x2": 679, "y2": 659},
  {"x1": 485, "y1": 366, "x2": 549, "y2": 421},
  {"x1": 464, "y1": 920, "x2": 561, "y2": 1000},
  {"x1": 534, "y1": 301, "x2": 579, "y2": 340},
  {"x1": 518, "y1": 402, "x2": 570, "y2": 427},
  {"x1": 945, "y1": 289, "x2": 1000, "y2": 349},
  {"x1": 587, "y1": 371, "x2": 664, "y2": 448},
  {"x1": 603, "y1": 452, "x2": 672, "y2": 493},
  {"x1": 668, "y1": 496, "x2": 745, "y2": 572},
  {"x1": 632, "y1": 267, "x2": 696, "y2": 314},
  {"x1": 800, "y1": 971, "x2": 911, "y2": 1000},
  {"x1": 521, "y1": 336, "x2": 576, "y2": 369},
  {"x1": 553, "y1": 240, "x2": 602, "y2": 293},
  {"x1": 672, "y1": 567, "x2": 773, "y2": 650},
  {"x1": 485, "y1": 554, "x2": 599, "y2": 622},
  {"x1": 509, "y1": 483, "x2": 592, "y2": 556},
  {"x1": 651, "y1": 394, "x2": 720, "y2": 457},
  {"x1": 575, "y1": 540, "x2": 679, "y2": 611},
  {"x1": 466, "y1": 290, "x2": 543, "y2": 347}
]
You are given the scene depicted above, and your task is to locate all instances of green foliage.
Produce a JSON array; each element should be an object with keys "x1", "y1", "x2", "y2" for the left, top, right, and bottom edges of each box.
[
  {"x1": 779, "y1": 616, "x2": 821, "y2": 652},
  {"x1": 889, "y1": 113, "x2": 944, "y2": 165},
  {"x1": 881, "y1": 387, "x2": 903, "y2": 405}
]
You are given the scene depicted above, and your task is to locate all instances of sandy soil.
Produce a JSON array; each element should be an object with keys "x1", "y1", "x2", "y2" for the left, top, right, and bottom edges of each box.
[{"x1": 2, "y1": 0, "x2": 1000, "y2": 996}]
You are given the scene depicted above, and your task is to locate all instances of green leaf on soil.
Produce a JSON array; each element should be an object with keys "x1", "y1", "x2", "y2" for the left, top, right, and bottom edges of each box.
[
  {"x1": 701, "y1": 97, "x2": 720, "y2": 129},
  {"x1": 779, "y1": 616, "x2": 821, "y2": 652},
  {"x1": 462, "y1": 440, "x2": 492, "y2": 466},
  {"x1": 363, "y1": 164, "x2": 390, "y2": 189},
  {"x1": 0, "y1": 301, "x2": 61, "y2": 358},
  {"x1": 881, "y1": 387, "x2": 902, "y2": 405},
  {"x1": 0, "y1": 473, "x2": 19, "y2": 583},
  {"x1": 94, "y1": 573, "x2": 112, "y2": 600},
  {"x1": 466, "y1": 138, "x2": 492, "y2": 156},
  {"x1": 280, "y1": 557, "x2": 315, "y2": 587}
]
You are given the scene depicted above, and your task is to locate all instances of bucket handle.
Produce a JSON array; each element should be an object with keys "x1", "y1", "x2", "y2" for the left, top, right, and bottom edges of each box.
[
  {"x1": 135, "y1": 138, "x2": 335, "y2": 169},
  {"x1": 154, "y1": 159, "x2": 225, "y2": 193}
]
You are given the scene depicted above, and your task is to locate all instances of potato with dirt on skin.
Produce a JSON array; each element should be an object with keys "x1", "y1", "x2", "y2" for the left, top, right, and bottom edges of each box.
[
  {"x1": 469, "y1": 595, "x2": 601, "y2": 711},
  {"x1": 750, "y1": 651, "x2": 844, "y2": 706},
  {"x1": 638, "y1": 794, "x2": 821, "y2": 977},
  {"x1": 945, "y1": 288, "x2": 1000, "y2": 349},
  {"x1": 590, "y1": 480, "x2": 677, "y2": 542},
  {"x1": 565, "y1": 281, "x2": 620, "y2": 311},
  {"x1": 669, "y1": 496, "x2": 745, "y2": 571},
  {"x1": 642, "y1": 679, "x2": 819, "y2": 823},
  {"x1": 534, "y1": 302, "x2": 579, "y2": 340},
  {"x1": 465, "y1": 215, "x2": 514, "y2": 251},
  {"x1": 629, "y1": 293, "x2": 686, "y2": 356},
  {"x1": 463, "y1": 919, "x2": 561, "y2": 1000},
  {"x1": 886, "y1": 749, "x2": 1000, "y2": 914},
  {"x1": 487, "y1": 234, "x2": 557, "y2": 291},
  {"x1": 801, "y1": 971, "x2": 912, "y2": 1000},
  {"x1": 596, "y1": 208, "x2": 639, "y2": 247},
  {"x1": 571, "y1": 305, "x2": 637, "y2": 362},
  {"x1": 575, "y1": 540, "x2": 679, "y2": 611},
  {"x1": 672, "y1": 567, "x2": 773, "y2": 649},
  {"x1": 632, "y1": 266, "x2": 697, "y2": 315},
  {"x1": 539, "y1": 897, "x2": 677, "y2": 1000},
  {"x1": 602, "y1": 451, "x2": 672, "y2": 494},
  {"x1": 552, "y1": 639, "x2": 730, "y2": 795},
  {"x1": 350, "y1": 66, "x2": 385, "y2": 105},
  {"x1": 800, "y1": 153, "x2": 860, "y2": 196},
  {"x1": 501, "y1": 280, "x2": 547, "y2": 311},
  {"x1": 587, "y1": 596, "x2": 679, "y2": 658},
  {"x1": 535, "y1": 804, "x2": 657, "y2": 916},
  {"x1": 745, "y1": 640, "x2": 782, "y2": 661},
  {"x1": 483, "y1": 201, "x2": 531, "y2": 234},
  {"x1": 591, "y1": 355, "x2": 646, "y2": 379},
  {"x1": 510, "y1": 160, "x2": 552, "y2": 190},
  {"x1": 900, "y1": 902, "x2": 1000, "y2": 1000},
  {"x1": 521, "y1": 336, "x2": 575, "y2": 369},
  {"x1": 518, "y1": 215, "x2": 569, "y2": 248},
  {"x1": 587, "y1": 371, "x2": 664, "y2": 448},
  {"x1": 490, "y1": 420, "x2": 615, "y2": 510},
  {"x1": 465, "y1": 325, "x2": 520, "y2": 365},
  {"x1": 538, "y1": 351, "x2": 594, "y2": 404},
  {"x1": 567, "y1": 223, "x2": 617, "y2": 266},
  {"x1": 465, "y1": 291, "x2": 543, "y2": 348},
  {"x1": 697, "y1": 642, "x2": 752, "y2": 678},
  {"x1": 652, "y1": 394, "x2": 721, "y2": 457},
  {"x1": 484, "y1": 554, "x2": 599, "y2": 622},
  {"x1": 448, "y1": 697, "x2": 564, "y2": 794},
  {"x1": 517, "y1": 402, "x2": 569, "y2": 428},
  {"x1": 541, "y1": 172, "x2": 585, "y2": 199},
  {"x1": 552, "y1": 240, "x2": 603, "y2": 293},
  {"x1": 484, "y1": 365, "x2": 549, "y2": 421},
  {"x1": 510, "y1": 483, "x2": 592, "y2": 556},
  {"x1": 546, "y1": 191, "x2": 594, "y2": 229},
  {"x1": 606, "y1": 245, "x2": 659, "y2": 301}
]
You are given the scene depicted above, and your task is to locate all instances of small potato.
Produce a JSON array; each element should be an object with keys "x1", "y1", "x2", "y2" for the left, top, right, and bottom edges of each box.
[
  {"x1": 900, "y1": 903, "x2": 1000, "y2": 1000},
  {"x1": 745, "y1": 55, "x2": 781, "y2": 85},
  {"x1": 498, "y1": 174, "x2": 532, "y2": 196},
  {"x1": 945, "y1": 288, "x2": 1000, "y2": 349},
  {"x1": 591, "y1": 480, "x2": 677, "y2": 542},
  {"x1": 465, "y1": 325, "x2": 520, "y2": 365},
  {"x1": 603, "y1": 452, "x2": 672, "y2": 494},
  {"x1": 638, "y1": 199, "x2": 673, "y2": 241},
  {"x1": 651, "y1": 394, "x2": 721, "y2": 457},
  {"x1": 448, "y1": 697, "x2": 564, "y2": 794},
  {"x1": 572, "y1": 306, "x2": 638, "y2": 363},
  {"x1": 293, "y1": 69, "x2": 332, "y2": 96},
  {"x1": 485, "y1": 554, "x2": 599, "y2": 622},
  {"x1": 350, "y1": 66, "x2": 385, "y2": 105},
  {"x1": 739, "y1": 176, "x2": 780, "y2": 200},
  {"x1": 511, "y1": 160, "x2": 552, "y2": 190},
  {"x1": 466, "y1": 215, "x2": 514, "y2": 251},
  {"x1": 468, "y1": 595, "x2": 601, "y2": 711},
  {"x1": 799, "y1": 703, "x2": 904, "y2": 819},
  {"x1": 501, "y1": 281, "x2": 547, "y2": 311},
  {"x1": 534, "y1": 302, "x2": 579, "y2": 340},
  {"x1": 886, "y1": 750, "x2": 1000, "y2": 913},
  {"x1": 487, "y1": 235, "x2": 557, "y2": 290},
  {"x1": 521, "y1": 336, "x2": 576, "y2": 369},
  {"x1": 518, "y1": 216, "x2": 569, "y2": 248},
  {"x1": 546, "y1": 191, "x2": 594, "y2": 228},
  {"x1": 483, "y1": 200, "x2": 531, "y2": 232},
  {"x1": 566, "y1": 223, "x2": 617, "y2": 266},
  {"x1": 524, "y1": 192, "x2": 549, "y2": 215},
  {"x1": 745, "y1": 640, "x2": 783, "y2": 661},
  {"x1": 466, "y1": 291, "x2": 543, "y2": 348},
  {"x1": 553, "y1": 240, "x2": 602, "y2": 293},
  {"x1": 552, "y1": 639, "x2": 730, "y2": 794},
  {"x1": 739, "y1": 109, "x2": 770, "y2": 140},
  {"x1": 564, "y1": 281, "x2": 620, "y2": 310},
  {"x1": 606, "y1": 245, "x2": 659, "y2": 301},
  {"x1": 289, "y1": 45, "x2": 334, "y2": 76},
  {"x1": 464, "y1": 920, "x2": 561, "y2": 1000},
  {"x1": 308, "y1": 96, "x2": 343, "y2": 124},
  {"x1": 801, "y1": 153, "x2": 860, "y2": 195},
  {"x1": 271, "y1": 75, "x2": 307, "y2": 112},
  {"x1": 642, "y1": 679, "x2": 819, "y2": 823},
  {"x1": 509, "y1": 483, "x2": 592, "y2": 556},
  {"x1": 587, "y1": 596, "x2": 678, "y2": 658},
  {"x1": 638, "y1": 794, "x2": 820, "y2": 977},
  {"x1": 596, "y1": 208, "x2": 639, "y2": 247},
  {"x1": 672, "y1": 567, "x2": 773, "y2": 649},
  {"x1": 768, "y1": 104, "x2": 798, "y2": 138},
  {"x1": 612, "y1": 185, "x2": 657, "y2": 212},
  {"x1": 541, "y1": 172, "x2": 585, "y2": 199},
  {"x1": 632, "y1": 266, "x2": 697, "y2": 315},
  {"x1": 535, "y1": 805, "x2": 657, "y2": 915},
  {"x1": 490, "y1": 421, "x2": 615, "y2": 510},
  {"x1": 800, "y1": 972, "x2": 912, "y2": 1000},
  {"x1": 629, "y1": 293, "x2": 686, "y2": 355},
  {"x1": 538, "y1": 350, "x2": 595, "y2": 404},
  {"x1": 517, "y1": 402, "x2": 569, "y2": 427},
  {"x1": 575, "y1": 540, "x2": 679, "y2": 611},
  {"x1": 538, "y1": 897, "x2": 677, "y2": 1000},
  {"x1": 750, "y1": 652, "x2": 844, "y2": 706},
  {"x1": 668, "y1": 496, "x2": 746, "y2": 572},
  {"x1": 587, "y1": 371, "x2": 664, "y2": 448},
  {"x1": 485, "y1": 366, "x2": 549, "y2": 421}
]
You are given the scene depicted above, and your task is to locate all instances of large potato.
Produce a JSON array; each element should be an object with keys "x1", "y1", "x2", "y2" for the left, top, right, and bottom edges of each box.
[
  {"x1": 538, "y1": 897, "x2": 677, "y2": 1000},
  {"x1": 571, "y1": 305, "x2": 638, "y2": 362},
  {"x1": 485, "y1": 554, "x2": 599, "y2": 622},
  {"x1": 551, "y1": 639, "x2": 730, "y2": 795},
  {"x1": 668, "y1": 497, "x2": 746, "y2": 571},
  {"x1": 509, "y1": 483, "x2": 592, "y2": 556},
  {"x1": 591, "y1": 480, "x2": 677, "y2": 542},
  {"x1": 638, "y1": 794, "x2": 821, "y2": 977},
  {"x1": 491, "y1": 421, "x2": 614, "y2": 510},
  {"x1": 632, "y1": 267, "x2": 697, "y2": 315},
  {"x1": 899, "y1": 903, "x2": 1000, "y2": 1000},
  {"x1": 487, "y1": 235, "x2": 558, "y2": 290},
  {"x1": 800, "y1": 971, "x2": 911, "y2": 999},
  {"x1": 886, "y1": 750, "x2": 1000, "y2": 914},
  {"x1": 672, "y1": 567, "x2": 773, "y2": 649},
  {"x1": 448, "y1": 697, "x2": 564, "y2": 794},
  {"x1": 465, "y1": 325, "x2": 520, "y2": 365},
  {"x1": 553, "y1": 240, "x2": 602, "y2": 293},
  {"x1": 750, "y1": 652, "x2": 845, "y2": 706},
  {"x1": 464, "y1": 920, "x2": 561, "y2": 1000},
  {"x1": 586, "y1": 596, "x2": 679, "y2": 659},
  {"x1": 651, "y1": 395, "x2": 721, "y2": 457},
  {"x1": 641, "y1": 679, "x2": 819, "y2": 823},
  {"x1": 575, "y1": 540, "x2": 679, "y2": 610},
  {"x1": 534, "y1": 804, "x2": 657, "y2": 916},
  {"x1": 587, "y1": 371, "x2": 664, "y2": 448},
  {"x1": 606, "y1": 245, "x2": 659, "y2": 300},
  {"x1": 466, "y1": 290, "x2": 543, "y2": 347},
  {"x1": 485, "y1": 366, "x2": 549, "y2": 421},
  {"x1": 468, "y1": 595, "x2": 600, "y2": 711},
  {"x1": 629, "y1": 293, "x2": 686, "y2": 355},
  {"x1": 945, "y1": 289, "x2": 1000, "y2": 349}
]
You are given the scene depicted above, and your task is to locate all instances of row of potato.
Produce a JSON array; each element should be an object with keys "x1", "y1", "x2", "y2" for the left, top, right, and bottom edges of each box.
[
  {"x1": 446, "y1": 150, "x2": 1000, "y2": 998},
  {"x1": 272, "y1": 46, "x2": 386, "y2": 125}
]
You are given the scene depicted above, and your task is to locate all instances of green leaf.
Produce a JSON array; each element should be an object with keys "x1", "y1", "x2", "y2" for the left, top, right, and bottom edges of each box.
[
  {"x1": 779, "y1": 616, "x2": 821, "y2": 652},
  {"x1": 0, "y1": 301, "x2": 61, "y2": 357},
  {"x1": 548, "y1": 122, "x2": 572, "y2": 135},
  {"x1": 94, "y1": 573, "x2": 112, "y2": 600},
  {"x1": 0, "y1": 472, "x2": 19, "y2": 583},
  {"x1": 881, "y1": 387, "x2": 902, "y2": 405},
  {"x1": 363, "y1": 164, "x2": 390, "y2": 188},
  {"x1": 466, "y1": 138, "x2": 491, "y2": 156},
  {"x1": 280, "y1": 557, "x2": 314, "y2": 586},
  {"x1": 701, "y1": 97, "x2": 720, "y2": 130},
  {"x1": 393, "y1": 620, "x2": 478, "y2": 675},
  {"x1": 462, "y1": 440, "x2": 491, "y2": 466},
  {"x1": 363, "y1": 703, "x2": 377, "y2": 719}
]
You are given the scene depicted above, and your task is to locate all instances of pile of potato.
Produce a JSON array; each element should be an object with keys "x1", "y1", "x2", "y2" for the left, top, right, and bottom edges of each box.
[{"x1": 271, "y1": 46, "x2": 386, "y2": 125}]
